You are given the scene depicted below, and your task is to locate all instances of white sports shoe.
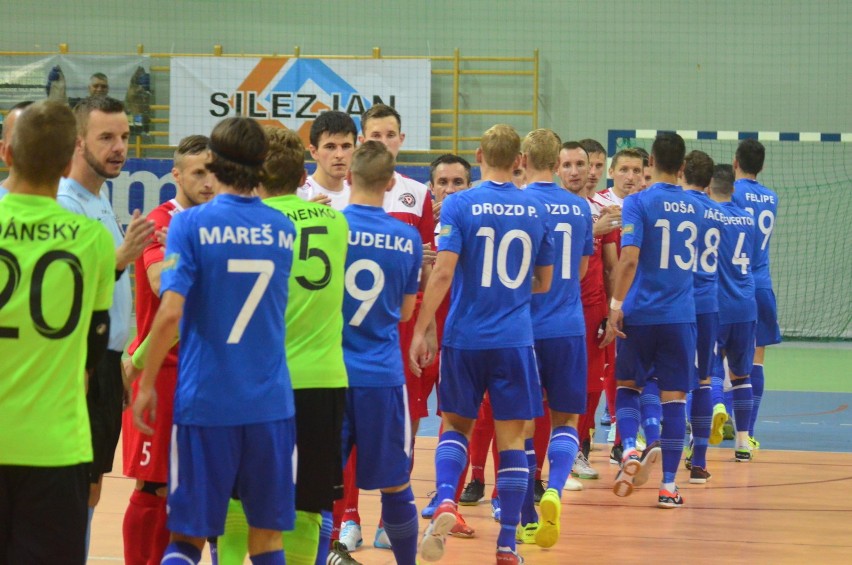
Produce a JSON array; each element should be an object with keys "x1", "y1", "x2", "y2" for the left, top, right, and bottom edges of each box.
[
  {"x1": 338, "y1": 520, "x2": 363, "y2": 552},
  {"x1": 564, "y1": 476, "x2": 583, "y2": 491},
  {"x1": 572, "y1": 453, "x2": 599, "y2": 479}
]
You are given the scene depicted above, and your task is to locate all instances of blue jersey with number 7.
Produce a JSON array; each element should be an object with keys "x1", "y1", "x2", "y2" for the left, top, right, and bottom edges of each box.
[
  {"x1": 161, "y1": 193, "x2": 296, "y2": 426},
  {"x1": 438, "y1": 180, "x2": 554, "y2": 350}
]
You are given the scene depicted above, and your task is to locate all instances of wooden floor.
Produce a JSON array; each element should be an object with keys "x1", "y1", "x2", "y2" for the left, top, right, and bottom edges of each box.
[{"x1": 90, "y1": 437, "x2": 852, "y2": 564}]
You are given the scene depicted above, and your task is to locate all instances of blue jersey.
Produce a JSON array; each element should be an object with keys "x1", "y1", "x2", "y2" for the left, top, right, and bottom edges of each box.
[
  {"x1": 716, "y1": 201, "x2": 757, "y2": 325},
  {"x1": 620, "y1": 183, "x2": 703, "y2": 325},
  {"x1": 686, "y1": 190, "x2": 722, "y2": 315},
  {"x1": 342, "y1": 204, "x2": 422, "y2": 388},
  {"x1": 526, "y1": 182, "x2": 594, "y2": 338},
  {"x1": 439, "y1": 180, "x2": 555, "y2": 349},
  {"x1": 732, "y1": 178, "x2": 777, "y2": 289},
  {"x1": 161, "y1": 193, "x2": 297, "y2": 426}
]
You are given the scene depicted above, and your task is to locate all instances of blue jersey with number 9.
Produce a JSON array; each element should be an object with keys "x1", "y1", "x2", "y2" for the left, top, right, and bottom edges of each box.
[
  {"x1": 732, "y1": 178, "x2": 777, "y2": 290},
  {"x1": 161, "y1": 193, "x2": 296, "y2": 426}
]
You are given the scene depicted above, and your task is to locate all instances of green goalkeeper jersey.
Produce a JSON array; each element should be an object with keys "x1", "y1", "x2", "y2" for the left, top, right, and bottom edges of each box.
[
  {"x1": 265, "y1": 194, "x2": 349, "y2": 389},
  {"x1": 0, "y1": 194, "x2": 115, "y2": 466}
]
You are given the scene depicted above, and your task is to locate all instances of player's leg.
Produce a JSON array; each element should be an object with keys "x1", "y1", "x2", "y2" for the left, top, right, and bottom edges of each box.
[
  {"x1": 460, "y1": 399, "x2": 493, "y2": 505},
  {"x1": 640, "y1": 378, "x2": 662, "y2": 446},
  {"x1": 689, "y1": 312, "x2": 718, "y2": 482},
  {"x1": 751, "y1": 288, "x2": 781, "y2": 444},
  {"x1": 516, "y1": 420, "x2": 539, "y2": 545},
  {"x1": 725, "y1": 322, "x2": 757, "y2": 461},
  {"x1": 532, "y1": 399, "x2": 550, "y2": 487}
]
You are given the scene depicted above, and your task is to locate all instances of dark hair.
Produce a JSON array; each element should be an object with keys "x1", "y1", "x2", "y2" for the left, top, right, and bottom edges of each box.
[
  {"x1": 309, "y1": 111, "x2": 357, "y2": 147},
  {"x1": 633, "y1": 146, "x2": 650, "y2": 166},
  {"x1": 710, "y1": 163, "x2": 735, "y2": 196},
  {"x1": 561, "y1": 141, "x2": 589, "y2": 159},
  {"x1": 174, "y1": 134, "x2": 209, "y2": 165},
  {"x1": 350, "y1": 140, "x2": 395, "y2": 192},
  {"x1": 73, "y1": 96, "x2": 125, "y2": 135},
  {"x1": 611, "y1": 148, "x2": 646, "y2": 170},
  {"x1": 578, "y1": 138, "x2": 605, "y2": 156},
  {"x1": 90, "y1": 72, "x2": 108, "y2": 82},
  {"x1": 10, "y1": 100, "x2": 77, "y2": 185},
  {"x1": 651, "y1": 132, "x2": 686, "y2": 175},
  {"x1": 206, "y1": 117, "x2": 268, "y2": 193},
  {"x1": 361, "y1": 103, "x2": 401, "y2": 133},
  {"x1": 429, "y1": 153, "x2": 472, "y2": 184},
  {"x1": 736, "y1": 139, "x2": 765, "y2": 175},
  {"x1": 263, "y1": 127, "x2": 305, "y2": 195},
  {"x1": 683, "y1": 150, "x2": 715, "y2": 188},
  {"x1": 9, "y1": 100, "x2": 34, "y2": 112}
]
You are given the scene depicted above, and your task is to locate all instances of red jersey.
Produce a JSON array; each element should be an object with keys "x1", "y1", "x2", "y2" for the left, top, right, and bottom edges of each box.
[
  {"x1": 594, "y1": 188, "x2": 624, "y2": 255},
  {"x1": 128, "y1": 199, "x2": 183, "y2": 366},
  {"x1": 580, "y1": 196, "x2": 618, "y2": 306},
  {"x1": 383, "y1": 172, "x2": 436, "y2": 249}
]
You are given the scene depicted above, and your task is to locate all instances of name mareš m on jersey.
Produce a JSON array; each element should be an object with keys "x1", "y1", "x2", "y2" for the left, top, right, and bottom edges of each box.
[
  {"x1": 0, "y1": 219, "x2": 80, "y2": 241},
  {"x1": 199, "y1": 224, "x2": 295, "y2": 249}
]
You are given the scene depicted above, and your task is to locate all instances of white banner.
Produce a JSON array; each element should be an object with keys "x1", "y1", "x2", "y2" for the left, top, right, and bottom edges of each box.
[
  {"x1": 169, "y1": 57, "x2": 431, "y2": 150},
  {"x1": 0, "y1": 55, "x2": 150, "y2": 108}
]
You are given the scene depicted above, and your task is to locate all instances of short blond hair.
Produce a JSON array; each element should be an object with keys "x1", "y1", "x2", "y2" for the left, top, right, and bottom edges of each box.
[
  {"x1": 11, "y1": 100, "x2": 76, "y2": 186},
  {"x1": 480, "y1": 124, "x2": 520, "y2": 170},
  {"x1": 263, "y1": 127, "x2": 305, "y2": 195},
  {"x1": 522, "y1": 128, "x2": 562, "y2": 172},
  {"x1": 350, "y1": 140, "x2": 395, "y2": 193}
]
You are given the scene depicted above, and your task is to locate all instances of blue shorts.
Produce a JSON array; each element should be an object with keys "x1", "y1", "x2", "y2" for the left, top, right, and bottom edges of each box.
[
  {"x1": 167, "y1": 419, "x2": 296, "y2": 537},
  {"x1": 718, "y1": 321, "x2": 756, "y2": 377},
  {"x1": 342, "y1": 386, "x2": 411, "y2": 491},
  {"x1": 695, "y1": 312, "x2": 719, "y2": 382},
  {"x1": 535, "y1": 336, "x2": 587, "y2": 415},
  {"x1": 439, "y1": 345, "x2": 543, "y2": 421},
  {"x1": 755, "y1": 288, "x2": 782, "y2": 346},
  {"x1": 615, "y1": 323, "x2": 697, "y2": 393}
]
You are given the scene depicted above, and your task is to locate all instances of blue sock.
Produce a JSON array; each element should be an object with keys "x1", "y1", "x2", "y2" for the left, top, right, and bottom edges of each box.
[
  {"x1": 162, "y1": 541, "x2": 202, "y2": 565},
  {"x1": 209, "y1": 539, "x2": 219, "y2": 565},
  {"x1": 640, "y1": 381, "x2": 661, "y2": 445},
  {"x1": 520, "y1": 438, "x2": 538, "y2": 525},
  {"x1": 615, "y1": 387, "x2": 641, "y2": 452},
  {"x1": 381, "y1": 487, "x2": 418, "y2": 565},
  {"x1": 546, "y1": 426, "x2": 579, "y2": 496},
  {"x1": 434, "y1": 430, "x2": 468, "y2": 505},
  {"x1": 690, "y1": 386, "x2": 712, "y2": 469},
  {"x1": 250, "y1": 550, "x2": 285, "y2": 565},
  {"x1": 85, "y1": 506, "x2": 94, "y2": 559},
  {"x1": 711, "y1": 355, "x2": 725, "y2": 406},
  {"x1": 315, "y1": 510, "x2": 333, "y2": 565},
  {"x1": 660, "y1": 400, "x2": 686, "y2": 488},
  {"x1": 731, "y1": 377, "x2": 753, "y2": 433},
  {"x1": 495, "y1": 450, "x2": 528, "y2": 551},
  {"x1": 724, "y1": 388, "x2": 733, "y2": 418},
  {"x1": 685, "y1": 391, "x2": 692, "y2": 422},
  {"x1": 749, "y1": 364, "x2": 764, "y2": 436}
]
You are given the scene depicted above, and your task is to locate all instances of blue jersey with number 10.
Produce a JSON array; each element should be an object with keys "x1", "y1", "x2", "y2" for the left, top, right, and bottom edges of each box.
[
  {"x1": 526, "y1": 182, "x2": 594, "y2": 338},
  {"x1": 716, "y1": 201, "x2": 757, "y2": 325},
  {"x1": 620, "y1": 183, "x2": 704, "y2": 325},
  {"x1": 439, "y1": 180, "x2": 555, "y2": 349},
  {"x1": 732, "y1": 178, "x2": 777, "y2": 290},
  {"x1": 161, "y1": 194, "x2": 297, "y2": 427},
  {"x1": 342, "y1": 204, "x2": 422, "y2": 388}
]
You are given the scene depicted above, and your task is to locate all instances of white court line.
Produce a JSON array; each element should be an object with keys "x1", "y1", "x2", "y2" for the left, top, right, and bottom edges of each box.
[
  {"x1": 762, "y1": 420, "x2": 780, "y2": 424},
  {"x1": 800, "y1": 422, "x2": 820, "y2": 425},
  {"x1": 840, "y1": 423, "x2": 852, "y2": 427}
]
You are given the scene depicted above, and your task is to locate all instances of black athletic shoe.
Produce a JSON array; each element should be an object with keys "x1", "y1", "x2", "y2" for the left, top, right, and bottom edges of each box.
[
  {"x1": 610, "y1": 443, "x2": 624, "y2": 466},
  {"x1": 689, "y1": 466, "x2": 712, "y2": 484},
  {"x1": 459, "y1": 479, "x2": 485, "y2": 506},
  {"x1": 534, "y1": 479, "x2": 546, "y2": 504},
  {"x1": 600, "y1": 407, "x2": 611, "y2": 426}
]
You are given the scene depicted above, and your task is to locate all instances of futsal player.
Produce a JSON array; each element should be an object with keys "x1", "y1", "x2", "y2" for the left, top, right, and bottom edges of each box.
[
  {"x1": 132, "y1": 117, "x2": 298, "y2": 565},
  {"x1": 121, "y1": 135, "x2": 214, "y2": 565},
  {"x1": 731, "y1": 139, "x2": 780, "y2": 448},
  {"x1": 410, "y1": 124, "x2": 554, "y2": 564},
  {"x1": 57, "y1": 96, "x2": 155, "y2": 553},
  {"x1": 709, "y1": 164, "x2": 757, "y2": 461},
  {"x1": 0, "y1": 100, "x2": 115, "y2": 565},
  {"x1": 340, "y1": 140, "x2": 423, "y2": 565},
  {"x1": 298, "y1": 111, "x2": 357, "y2": 209},
  {"x1": 603, "y1": 132, "x2": 701, "y2": 508},
  {"x1": 0, "y1": 101, "x2": 34, "y2": 197},
  {"x1": 523, "y1": 129, "x2": 594, "y2": 548},
  {"x1": 679, "y1": 150, "x2": 722, "y2": 482}
]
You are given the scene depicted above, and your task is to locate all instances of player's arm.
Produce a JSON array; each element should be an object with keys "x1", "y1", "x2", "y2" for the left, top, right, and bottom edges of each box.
[
  {"x1": 579, "y1": 256, "x2": 589, "y2": 280},
  {"x1": 532, "y1": 264, "x2": 553, "y2": 294},
  {"x1": 593, "y1": 206, "x2": 621, "y2": 237},
  {"x1": 602, "y1": 241, "x2": 618, "y2": 301},
  {"x1": 602, "y1": 245, "x2": 639, "y2": 346},
  {"x1": 410, "y1": 249, "x2": 458, "y2": 374},
  {"x1": 116, "y1": 209, "x2": 156, "y2": 271},
  {"x1": 132, "y1": 291, "x2": 184, "y2": 435},
  {"x1": 146, "y1": 261, "x2": 166, "y2": 296},
  {"x1": 400, "y1": 294, "x2": 417, "y2": 323}
]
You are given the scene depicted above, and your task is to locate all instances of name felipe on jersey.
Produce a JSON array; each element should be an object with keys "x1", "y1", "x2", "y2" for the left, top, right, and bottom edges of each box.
[
  {"x1": 545, "y1": 203, "x2": 586, "y2": 216},
  {"x1": 472, "y1": 203, "x2": 539, "y2": 217},
  {"x1": 663, "y1": 201, "x2": 696, "y2": 213},
  {"x1": 0, "y1": 219, "x2": 81, "y2": 241},
  {"x1": 705, "y1": 207, "x2": 755, "y2": 226},
  {"x1": 198, "y1": 224, "x2": 294, "y2": 248},
  {"x1": 349, "y1": 230, "x2": 415, "y2": 254},
  {"x1": 744, "y1": 192, "x2": 776, "y2": 204}
]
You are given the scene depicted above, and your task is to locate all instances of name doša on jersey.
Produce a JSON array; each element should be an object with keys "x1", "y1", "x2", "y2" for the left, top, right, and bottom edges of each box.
[{"x1": 197, "y1": 224, "x2": 295, "y2": 248}]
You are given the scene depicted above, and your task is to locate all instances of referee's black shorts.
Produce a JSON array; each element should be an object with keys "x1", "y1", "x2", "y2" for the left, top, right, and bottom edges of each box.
[
  {"x1": 87, "y1": 350, "x2": 124, "y2": 481},
  {"x1": 0, "y1": 463, "x2": 89, "y2": 565},
  {"x1": 293, "y1": 387, "x2": 346, "y2": 513}
]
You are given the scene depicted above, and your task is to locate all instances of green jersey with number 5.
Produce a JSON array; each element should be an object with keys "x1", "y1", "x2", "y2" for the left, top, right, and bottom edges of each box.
[{"x1": 0, "y1": 194, "x2": 115, "y2": 466}]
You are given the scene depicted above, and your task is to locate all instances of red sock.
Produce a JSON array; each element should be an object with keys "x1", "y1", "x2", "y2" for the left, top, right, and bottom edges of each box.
[
  {"x1": 341, "y1": 450, "x2": 360, "y2": 524},
  {"x1": 533, "y1": 400, "x2": 551, "y2": 480},
  {"x1": 123, "y1": 490, "x2": 169, "y2": 565},
  {"x1": 604, "y1": 348, "x2": 617, "y2": 423},
  {"x1": 469, "y1": 399, "x2": 495, "y2": 483}
]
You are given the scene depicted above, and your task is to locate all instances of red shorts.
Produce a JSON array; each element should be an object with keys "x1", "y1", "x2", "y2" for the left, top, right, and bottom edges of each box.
[
  {"x1": 583, "y1": 302, "x2": 607, "y2": 394},
  {"x1": 399, "y1": 302, "x2": 439, "y2": 421},
  {"x1": 122, "y1": 364, "x2": 177, "y2": 483}
]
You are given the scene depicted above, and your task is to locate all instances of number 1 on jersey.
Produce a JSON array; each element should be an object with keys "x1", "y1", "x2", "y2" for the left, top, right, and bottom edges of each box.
[{"x1": 226, "y1": 259, "x2": 274, "y2": 344}]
